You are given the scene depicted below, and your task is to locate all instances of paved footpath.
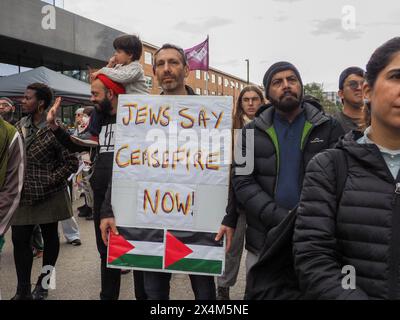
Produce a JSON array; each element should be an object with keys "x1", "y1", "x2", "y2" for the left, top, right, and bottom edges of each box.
[{"x1": 0, "y1": 199, "x2": 246, "y2": 300}]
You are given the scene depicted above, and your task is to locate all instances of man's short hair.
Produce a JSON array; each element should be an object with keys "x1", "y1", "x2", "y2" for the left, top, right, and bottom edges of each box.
[
  {"x1": 27, "y1": 83, "x2": 53, "y2": 109},
  {"x1": 153, "y1": 43, "x2": 188, "y2": 71},
  {"x1": 113, "y1": 34, "x2": 143, "y2": 61}
]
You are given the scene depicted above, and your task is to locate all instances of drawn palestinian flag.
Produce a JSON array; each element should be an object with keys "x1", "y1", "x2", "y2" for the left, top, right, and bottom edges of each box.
[
  {"x1": 164, "y1": 230, "x2": 224, "y2": 275},
  {"x1": 107, "y1": 227, "x2": 164, "y2": 270}
]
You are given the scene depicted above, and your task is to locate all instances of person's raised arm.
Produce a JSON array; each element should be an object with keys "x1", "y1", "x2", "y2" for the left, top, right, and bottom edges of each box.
[{"x1": 47, "y1": 97, "x2": 90, "y2": 153}]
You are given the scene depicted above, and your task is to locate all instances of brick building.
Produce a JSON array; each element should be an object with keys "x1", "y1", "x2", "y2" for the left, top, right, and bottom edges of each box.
[{"x1": 140, "y1": 42, "x2": 253, "y2": 103}]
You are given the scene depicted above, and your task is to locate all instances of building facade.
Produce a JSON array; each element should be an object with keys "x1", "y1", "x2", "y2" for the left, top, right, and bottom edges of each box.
[
  {"x1": 323, "y1": 91, "x2": 340, "y2": 105},
  {"x1": 140, "y1": 42, "x2": 250, "y2": 103},
  {"x1": 0, "y1": 0, "x2": 258, "y2": 116}
]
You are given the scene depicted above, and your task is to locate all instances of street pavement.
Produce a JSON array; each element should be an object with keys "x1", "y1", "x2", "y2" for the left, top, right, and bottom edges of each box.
[{"x1": 0, "y1": 198, "x2": 246, "y2": 300}]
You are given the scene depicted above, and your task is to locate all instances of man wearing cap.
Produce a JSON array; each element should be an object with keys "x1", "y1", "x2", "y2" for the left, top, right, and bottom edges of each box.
[
  {"x1": 47, "y1": 74, "x2": 131, "y2": 300},
  {"x1": 334, "y1": 67, "x2": 366, "y2": 133},
  {"x1": 231, "y1": 61, "x2": 344, "y2": 299},
  {"x1": 100, "y1": 43, "x2": 217, "y2": 300},
  {"x1": 0, "y1": 97, "x2": 17, "y2": 125}
]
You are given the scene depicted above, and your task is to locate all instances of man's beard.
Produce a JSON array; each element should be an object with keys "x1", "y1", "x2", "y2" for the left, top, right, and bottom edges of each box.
[
  {"x1": 161, "y1": 81, "x2": 178, "y2": 91},
  {"x1": 1, "y1": 111, "x2": 14, "y2": 122},
  {"x1": 96, "y1": 97, "x2": 113, "y2": 115},
  {"x1": 161, "y1": 75, "x2": 178, "y2": 92},
  {"x1": 270, "y1": 91, "x2": 301, "y2": 113}
]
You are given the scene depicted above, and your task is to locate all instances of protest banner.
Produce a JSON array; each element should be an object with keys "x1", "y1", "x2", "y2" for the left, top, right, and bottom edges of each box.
[{"x1": 107, "y1": 95, "x2": 232, "y2": 276}]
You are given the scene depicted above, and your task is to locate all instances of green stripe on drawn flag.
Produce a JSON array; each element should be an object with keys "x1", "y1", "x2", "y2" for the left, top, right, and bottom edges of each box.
[
  {"x1": 165, "y1": 230, "x2": 224, "y2": 275},
  {"x1": 107, "y1": 227, "x2": 164, "y2": 270}
]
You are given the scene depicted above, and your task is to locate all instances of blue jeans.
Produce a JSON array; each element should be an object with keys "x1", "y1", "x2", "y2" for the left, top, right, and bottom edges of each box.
[{"x1": 61, "y1": 217, "x2": 80, "y2": 242}]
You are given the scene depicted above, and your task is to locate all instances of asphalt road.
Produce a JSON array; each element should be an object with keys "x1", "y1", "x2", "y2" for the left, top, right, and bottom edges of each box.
[{"x1": 0, "y1": 198, "x2": 246, "y2": 300}]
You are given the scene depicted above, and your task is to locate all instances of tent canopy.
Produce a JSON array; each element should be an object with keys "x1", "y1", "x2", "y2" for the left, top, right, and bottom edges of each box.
[{"x1": 0, "y1": 66, "x2": 91, "y2": 104}]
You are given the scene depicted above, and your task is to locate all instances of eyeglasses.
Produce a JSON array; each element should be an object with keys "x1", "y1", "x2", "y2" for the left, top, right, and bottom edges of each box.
[{"x1": 346, "y1": 80, "x2": 365, "y2": 90}]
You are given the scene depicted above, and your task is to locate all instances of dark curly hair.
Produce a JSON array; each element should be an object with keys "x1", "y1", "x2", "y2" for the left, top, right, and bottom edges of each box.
[
  {"x1": 27, "y1": 82, "x2": 53, "y2": 110},
  {"x1": 113, "y1": 34, "x2": 143, "y2": 61}
]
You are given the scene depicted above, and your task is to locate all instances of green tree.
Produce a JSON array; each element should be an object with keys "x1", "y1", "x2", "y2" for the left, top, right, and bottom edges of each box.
[{"x1": 304, "y1": 82, "x2": 340, "y2": 115}]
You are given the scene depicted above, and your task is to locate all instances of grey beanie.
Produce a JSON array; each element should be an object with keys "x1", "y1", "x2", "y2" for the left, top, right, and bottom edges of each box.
[{"x1": 263, "y1": 61, "x2": 303, "y2": 100}]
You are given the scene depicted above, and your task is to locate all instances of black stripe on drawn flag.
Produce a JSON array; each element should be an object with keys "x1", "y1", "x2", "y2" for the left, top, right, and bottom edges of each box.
[
  {"x1": 117, "y1": 227, "x2": 164, "y2": 243},
  {"x1": 167, "y1": 230, "x2": 223, "y2": 247}
]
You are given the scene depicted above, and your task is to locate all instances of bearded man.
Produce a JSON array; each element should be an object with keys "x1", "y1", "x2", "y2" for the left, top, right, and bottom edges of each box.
[{"x1": 231, "y1": 62, "x2": 344, "y2": 299}]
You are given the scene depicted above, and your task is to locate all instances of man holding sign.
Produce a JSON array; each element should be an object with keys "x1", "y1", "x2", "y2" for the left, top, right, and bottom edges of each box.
[
  {"x1": 47, "y1": 75, "x2": 136, "y2": 300},
  {"x1": 102, "y1": 44, "x2": 231, "y2": 300}
]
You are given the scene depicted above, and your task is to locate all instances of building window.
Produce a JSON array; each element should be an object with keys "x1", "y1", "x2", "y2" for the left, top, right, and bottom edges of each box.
[
  {"x1": 236, "y1": 82, "x2": 239, "y2": 89},
  {"x1": 196, "y1": 88, "x2": 201, "y2": 95},
  {"x1": 196, "y1": 70, "x2": 201, "y2": 79},
  {"x1": 211, "y1": 74, "x2": 216, "y2": 83},
  {"x1": 224, "y1": 79, "x2": 229, "y2": 87},
  {"x1": 145, "y1": 76, "x2": 153, "y2": 89},
  {"x1": 240, "y1": 84, "x2": 244, "y2": 90},
  {"x1": 211, "y1": 91, "x2": 215, "y2": 95},
  {"x1": 204, "y1": 90, "x2": 208, "y2": 95},
  {"x1": 218, "y1": 76, "x2": 222, "y2": 85},
  {"x1": 204, "y1": 72, "x2": 209, "y2": 81},
  {"x1": 144, "y1": 51, "x2": 153, "y2": 65}
]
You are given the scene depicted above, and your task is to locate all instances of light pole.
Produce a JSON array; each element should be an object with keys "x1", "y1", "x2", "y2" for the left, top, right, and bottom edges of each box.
[{"x1": 245, "y1": 59, "x2": 249, "y2": 84}]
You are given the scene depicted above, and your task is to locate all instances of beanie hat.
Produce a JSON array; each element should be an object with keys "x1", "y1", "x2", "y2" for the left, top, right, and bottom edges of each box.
[
  {"x1": 0, "y1": 97, "x2": 14, "y2": 107},
  {"x1": 75, "y1": 107, "x2": 85, "y2": 115},
  {"x1": 96, "y1": 74, "x2": 126, "y2": 95},
  {"x1": 263, "y1": 61, "x2": 303, "y2": 100},
  {"x1": 338, "y1": 66, "x2": 365, "y2": 90}
]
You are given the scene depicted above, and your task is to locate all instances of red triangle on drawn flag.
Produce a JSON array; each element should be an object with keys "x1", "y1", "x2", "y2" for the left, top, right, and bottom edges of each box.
[
  {"x1": 165, "y1": 231, "x2": 193, "y2": 268},
  {"x1": 108, "y1": 232, "x2": 135, "y2": 264}
]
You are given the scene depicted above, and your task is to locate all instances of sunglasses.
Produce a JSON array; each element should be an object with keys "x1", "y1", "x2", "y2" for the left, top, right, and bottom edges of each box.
[{"x1": 346, "y1": 80, "x2": 365, "y2": 90}]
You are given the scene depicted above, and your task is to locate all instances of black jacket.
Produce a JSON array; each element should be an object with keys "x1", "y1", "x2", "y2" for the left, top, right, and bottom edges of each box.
[
  {"x1": 232, "y1": 102, "x2": 344, "y2": 254},
  {"x1": 293, "y1": 132, "x2": 400, "y2": 299}
]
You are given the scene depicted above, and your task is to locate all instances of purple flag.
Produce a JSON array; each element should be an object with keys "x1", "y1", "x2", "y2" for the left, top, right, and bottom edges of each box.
[{"x1": 184, "y1": 37, "x2": 209, "y2": 71}]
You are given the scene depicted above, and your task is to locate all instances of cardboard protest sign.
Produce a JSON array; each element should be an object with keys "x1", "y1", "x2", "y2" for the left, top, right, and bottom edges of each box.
[{"x1": 107, "y1": 95, "x2": 232, "y2": 276}]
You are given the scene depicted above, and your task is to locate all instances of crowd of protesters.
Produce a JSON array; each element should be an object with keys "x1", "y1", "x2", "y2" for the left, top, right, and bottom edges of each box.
[{"x1": 1, "y1": 35, "x2": 400, "y2": 300}]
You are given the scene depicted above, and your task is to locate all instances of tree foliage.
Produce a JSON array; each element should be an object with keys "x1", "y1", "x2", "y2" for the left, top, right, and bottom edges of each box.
[{"x1": 304, "y1": 82, "x2": 340, "y2": 115}]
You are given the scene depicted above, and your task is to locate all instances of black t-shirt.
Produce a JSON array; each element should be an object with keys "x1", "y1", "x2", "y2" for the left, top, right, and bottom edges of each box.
[{"x1": 90, "y1": 113, "x2": 116, "y2": 192}]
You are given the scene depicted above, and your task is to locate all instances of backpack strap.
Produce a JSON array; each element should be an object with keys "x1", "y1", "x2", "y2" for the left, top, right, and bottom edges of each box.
[{"x1": 329, "y1": 149, "x2": 348, "y2": 204}]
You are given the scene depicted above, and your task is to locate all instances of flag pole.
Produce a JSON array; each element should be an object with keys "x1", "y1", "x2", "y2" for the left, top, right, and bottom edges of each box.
[{"x1": 206, "y1": 35, "x2": 209, "y2": 95}]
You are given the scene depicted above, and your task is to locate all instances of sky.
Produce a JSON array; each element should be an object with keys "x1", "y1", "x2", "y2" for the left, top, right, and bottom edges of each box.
[{"x1": 4, "y1": 0, "x2": 400, "y2": 91}]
